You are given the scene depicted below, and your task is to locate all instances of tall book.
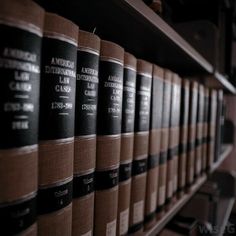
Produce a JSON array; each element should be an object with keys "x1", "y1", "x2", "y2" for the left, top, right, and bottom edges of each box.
[
  {"x1": 186, "y1": 81, "x2": 198, "y2": 188},
  {"x1": 156, "y1": 69, "x2": 172, "y2": 216},
  {"x1": 144, "y1": 65, "x2": 164, "y2": 230},
  {"x1": 72, "y1": 30, "x2": 100, "y2": 236},
  {"x1": 129, "y1": 60, "x2": 152, "y2": 235},
  {"x1": 202, "y1": 88, "x2": 209, "y2": 172},
  {"x1": 178, "y1": 80, "x2": 190, "y2": 195},
  {"x1": 0, "y1": 1, "x2": 44, "y2": 235},
  {"x1": 95, "y1": 40, "x2": 124, "y2": 236},
  {"x1": 38, "y1": 13, "x2": 78, "y2": 236},
  {"x1": 195, "y1": 84, "x2": 204, "y2": 177},
  {"x1": 207, "y1": 90, "x2": 217, "y2": 169},
  {"x1": 117, "y1": 52, "x2": 137, "y2": 236}
]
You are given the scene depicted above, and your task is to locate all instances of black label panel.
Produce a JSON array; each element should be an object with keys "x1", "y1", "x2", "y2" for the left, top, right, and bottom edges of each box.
[
  {"x1": 73, "y1": 172, "x2": 94, "y2": 198},
  {"x1": 38, "y1": 180, "x2": 73, "y2": 215},
  {"x1": 0, "y1": 196, "x2": 36, "y2": 235},
  {"x1": 119, "y1": 162, "x2": 132, "y2": 182},
  {"x1": 97, "y1": 60, "x2": 123, "y2": 135},
  {"x1": 135, "y1": 74, "x2": 151, "y2": 132},
  {"x1": 148, "y1": 154, "x2": 159, "y2": 169},
  {"x1": 0, "y1": 24, "x2": 42, "y2": 148},
  {"x1": 179, "y1": 143, "x2": 187, "y2": 155},
  {"x1": 95, "y1": 168, "x2": 119, "y2": 190},
  {"x1": 167, "y1": 146, "x2": 179, "y2": 160},
  {"x1": 122, "y1": 68, "x2": 136, "y2": 133},
  {"x1": 132, "y1": 159, "x2": 147, "y2": 176},
  {"x1": 39, "y1": 38, "x2": 77, "y2": 140},
  {"x1": 159, "y1": 151, "x2": 167, "y2": 165},
  {"x1": 75, "y1": 50, "x2": 99, "y2": 136}
]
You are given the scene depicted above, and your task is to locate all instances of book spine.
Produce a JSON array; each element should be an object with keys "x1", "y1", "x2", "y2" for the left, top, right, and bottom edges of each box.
[
  {"x1": 156, "y1": 70, "x2": 171, "y2": 215},
  {"x1": 207, "y1": 90, "x2": 217, "y2": 169},
  {"x1": 0, "y1": 0, "x2": 44, "y2": 235},
  {"x1": 129, "y1": 60, "x2": 152, "y2": 234},
  {"x1": 117, "y1": 52, "x2": 137, "y2": 236},
  {"x1": 38, "y1": 13, "x2": 78, "y2": 236},
  {"x1": 95, "y1": 40, "x2": 124, "y2": 236},
  {"x1": 178, "y1": 80, "x2": 190, "y2": 194},
  {"x1": 186, "y1": 81, "x2": 198, "y2": 187},
  {"x1": 195, "y1": 85, "x2": 204, "y2": 177},
  {"x1": 144, "y1": 65, "x2": 164, "y2": 230},
  {"x1": 72, "y1": 30, "x2": 100, "y2": 236}
]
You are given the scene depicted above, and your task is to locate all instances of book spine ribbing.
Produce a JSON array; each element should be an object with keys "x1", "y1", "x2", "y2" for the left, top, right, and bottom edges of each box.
[
  {"x1": 72, "y1": 30, "x2": 100, "y2": 236},
  {"x1": 38, "y1": 12, "x2": 78, "y2": 236},
  {"x1": 0, "y1": 0, "x2": 44, "y2": 235},
  {"x1": 94, "y1": 40, "x2": 124, "y2": 236},
  {"x1": 129, "y1": 60, "x2": 152, "y2": 235}
]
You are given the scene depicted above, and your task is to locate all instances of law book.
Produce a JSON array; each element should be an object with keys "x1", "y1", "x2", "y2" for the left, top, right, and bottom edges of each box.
[
  {"x1": 129, "y1": 60, "x2": 152, "y2": 235},
  {"x1": 178, "y1": 80, "x2": 190, "y2": 195},
  {"x1": 0, "y1": 1, "x2": 44, "y2": 235},
  {"x1": 156, "y1": 69, "x2": 172, "y2": 216},
  {"x1": 117, "y1": 52, "x2": 137, "y2": 236},
  {"x1": 38, "y1": 13, "x2": 78, "y2": 236},
  {"x1": 202, "y1": 88, "x2": 209, "y2": 172},
  {"x1": 72, "y1": 30, "x2": 100, "y2": 236},
  {"x1": 194, "y1": 84, "x2": 204, "y2": 178},
  {"x1": 144, "y1": 64, "x2": 164, "y2": 230},
  {"x1": 207, "y1": 90, "x2": 217, "y2": 170},
  {"x1": 94, "y1": 40, "x2": 124, "y2": 236},
  {"x1": 186, "y1": 81, "x2": 198, "y2": 188}
]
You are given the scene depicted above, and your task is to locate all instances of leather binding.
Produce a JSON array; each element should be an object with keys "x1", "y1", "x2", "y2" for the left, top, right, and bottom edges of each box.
[
  {"x1": 38, "y1": 13, "x2": 78, "y2": 236},
  {"x1": 186, "y1": 81, "x2": 198, "y2": 188},
  {"x1": 178, "y1": 80, "x2": 190, "y2": 195},
  {"x1": 0, "y1": 1, "x2": 44, "y2": 235},
  {"x1": 202, "y1": 88, "x2": 209, "y2": 172},
  {"x1": 194, "y1": 85, "x2": 204, "y2": 178},
  {"x1": 156, "y1": 69, "x2": 172, "y2": 216},
  {"x1": 144, "y1": 65, "x2": 164, "y2": 230},
  {"x1": 72, "y1": 30, "x2": 100, "y2": 236},
  {"x1": 207, "y1": 90, "x2": 217, "y2": 170},
  {"x1": 94, "y1": 40, "x2": 124, "y2": 236},
  {"x1": 129, "y1": 60, "x2": 152, "y2": 235},
  {"x1": 117, "y1": 52, "x2": 137, "y2": 236}
]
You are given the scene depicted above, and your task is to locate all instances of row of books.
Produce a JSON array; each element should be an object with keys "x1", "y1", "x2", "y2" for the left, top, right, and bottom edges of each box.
[{"x1": 0, "y1": 0, "x2": 224, "y2": 235}]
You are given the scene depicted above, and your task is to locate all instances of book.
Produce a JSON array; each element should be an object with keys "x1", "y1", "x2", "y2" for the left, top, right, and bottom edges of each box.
[
  {"x1": 94, "y1": 40, "x2": 124, "y2": 236},
  {"x1": 156, "y1": 69, "x2": 172, "y2": 215},
  {"x1": 129, "y1": 60, "x2": 152, "y2": 234},
  {"x1": 38, "y1": 12, "x2": 78, "y2": 236},
  {"x1": 144, "y1": 64, "x2": 164, "y2": 230},
  {"x1": 178, "y1": 80, "x2": 190, "y2": 194},
  {"x1": 0, "y1": 0, "x2": 44, "y2": 235},
  {"x1": 72, "y1": 30, "x2": 100, "y2": 236},
  {"x1": 117, "y1": 52, "x2": 137, "y2": 236},
  {"x1": 186, "y1": 81, "x2": 198, "y2": 188}
]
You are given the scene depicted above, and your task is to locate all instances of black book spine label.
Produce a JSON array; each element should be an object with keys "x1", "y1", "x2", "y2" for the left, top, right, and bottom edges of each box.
[
  {"x1": 73, "y1": 171, "x2": 94, "y2": 198},
  {"x1": 119, "y1": 162, "x2": 132, "y2": 182},
  {"x1": 0, "y1": 194, "x2": 37, "y2": 235},
  {"x1": 122, "y1": 67, "x2": 136, "y2": 133},
  {"x1": 39, "y1": 37, "x2": 77, "y2": 140},
  {"x1": 148, "y1": 154, "x2": 159, "y2": 169},
  {"x1": 38, "y1": 179, "x2": 73, "y2": 215},
  {"x1": 132, "y1": 158, "x2": 147, "y2": 176},
  {"x1": 0, "y1": 24, "x2": 42, "y2": 148},
  {"x1": 135, "y1": 74, "x2": 152, "y2": 132},
  {"x1": 97, "y1": 60, "x2": 123, "y2": 135},
  {"x1": 75, "y1": 49, "x2": 99, "y2": 136}
]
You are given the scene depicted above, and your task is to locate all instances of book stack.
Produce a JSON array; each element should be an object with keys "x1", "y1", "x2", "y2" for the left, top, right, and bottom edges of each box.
[{"x1": 0, "y1": 1, "x2": 224, "y2": 235}]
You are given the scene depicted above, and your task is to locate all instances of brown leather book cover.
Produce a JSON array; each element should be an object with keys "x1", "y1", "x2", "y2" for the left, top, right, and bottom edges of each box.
[
  {"x1": 0, "y1": 0, "x2": 44, "y2": 235},
  {"x1": 129, "y1": 60, "x2": 152, "y2": 235},
  {"x1": 117, "y1": 52, "x2": 137, "y2": 236},
  {"x1": 72, "y1": 30, "x2": 100, "y2": 236},
  {"x1": 94, "y1": 40, "x2": 124, "y2": 236},
  {"x1": 156, "y1": 69, "x2": 172, "y2": 215},
  {"x1": 178, "y1": 80, "x2": 190, "y2": 194},
  {"x1": 144, "y1": 65, "x2": 164, "y2": 230},
  {"x1": 194, "y1": 85, "x2": 204, "y2": 178},
  {"x1": 186, "y1": 81, "x2": 198, "y2": 188},
  {"x1": 38, "y1": 13, "x2": 78, "y2": 236}
]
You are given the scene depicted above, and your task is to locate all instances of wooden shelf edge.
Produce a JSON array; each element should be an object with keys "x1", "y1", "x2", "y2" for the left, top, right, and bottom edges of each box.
[{"x1": 214, "y1": 72, "x2": 236, "y2": 94}]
